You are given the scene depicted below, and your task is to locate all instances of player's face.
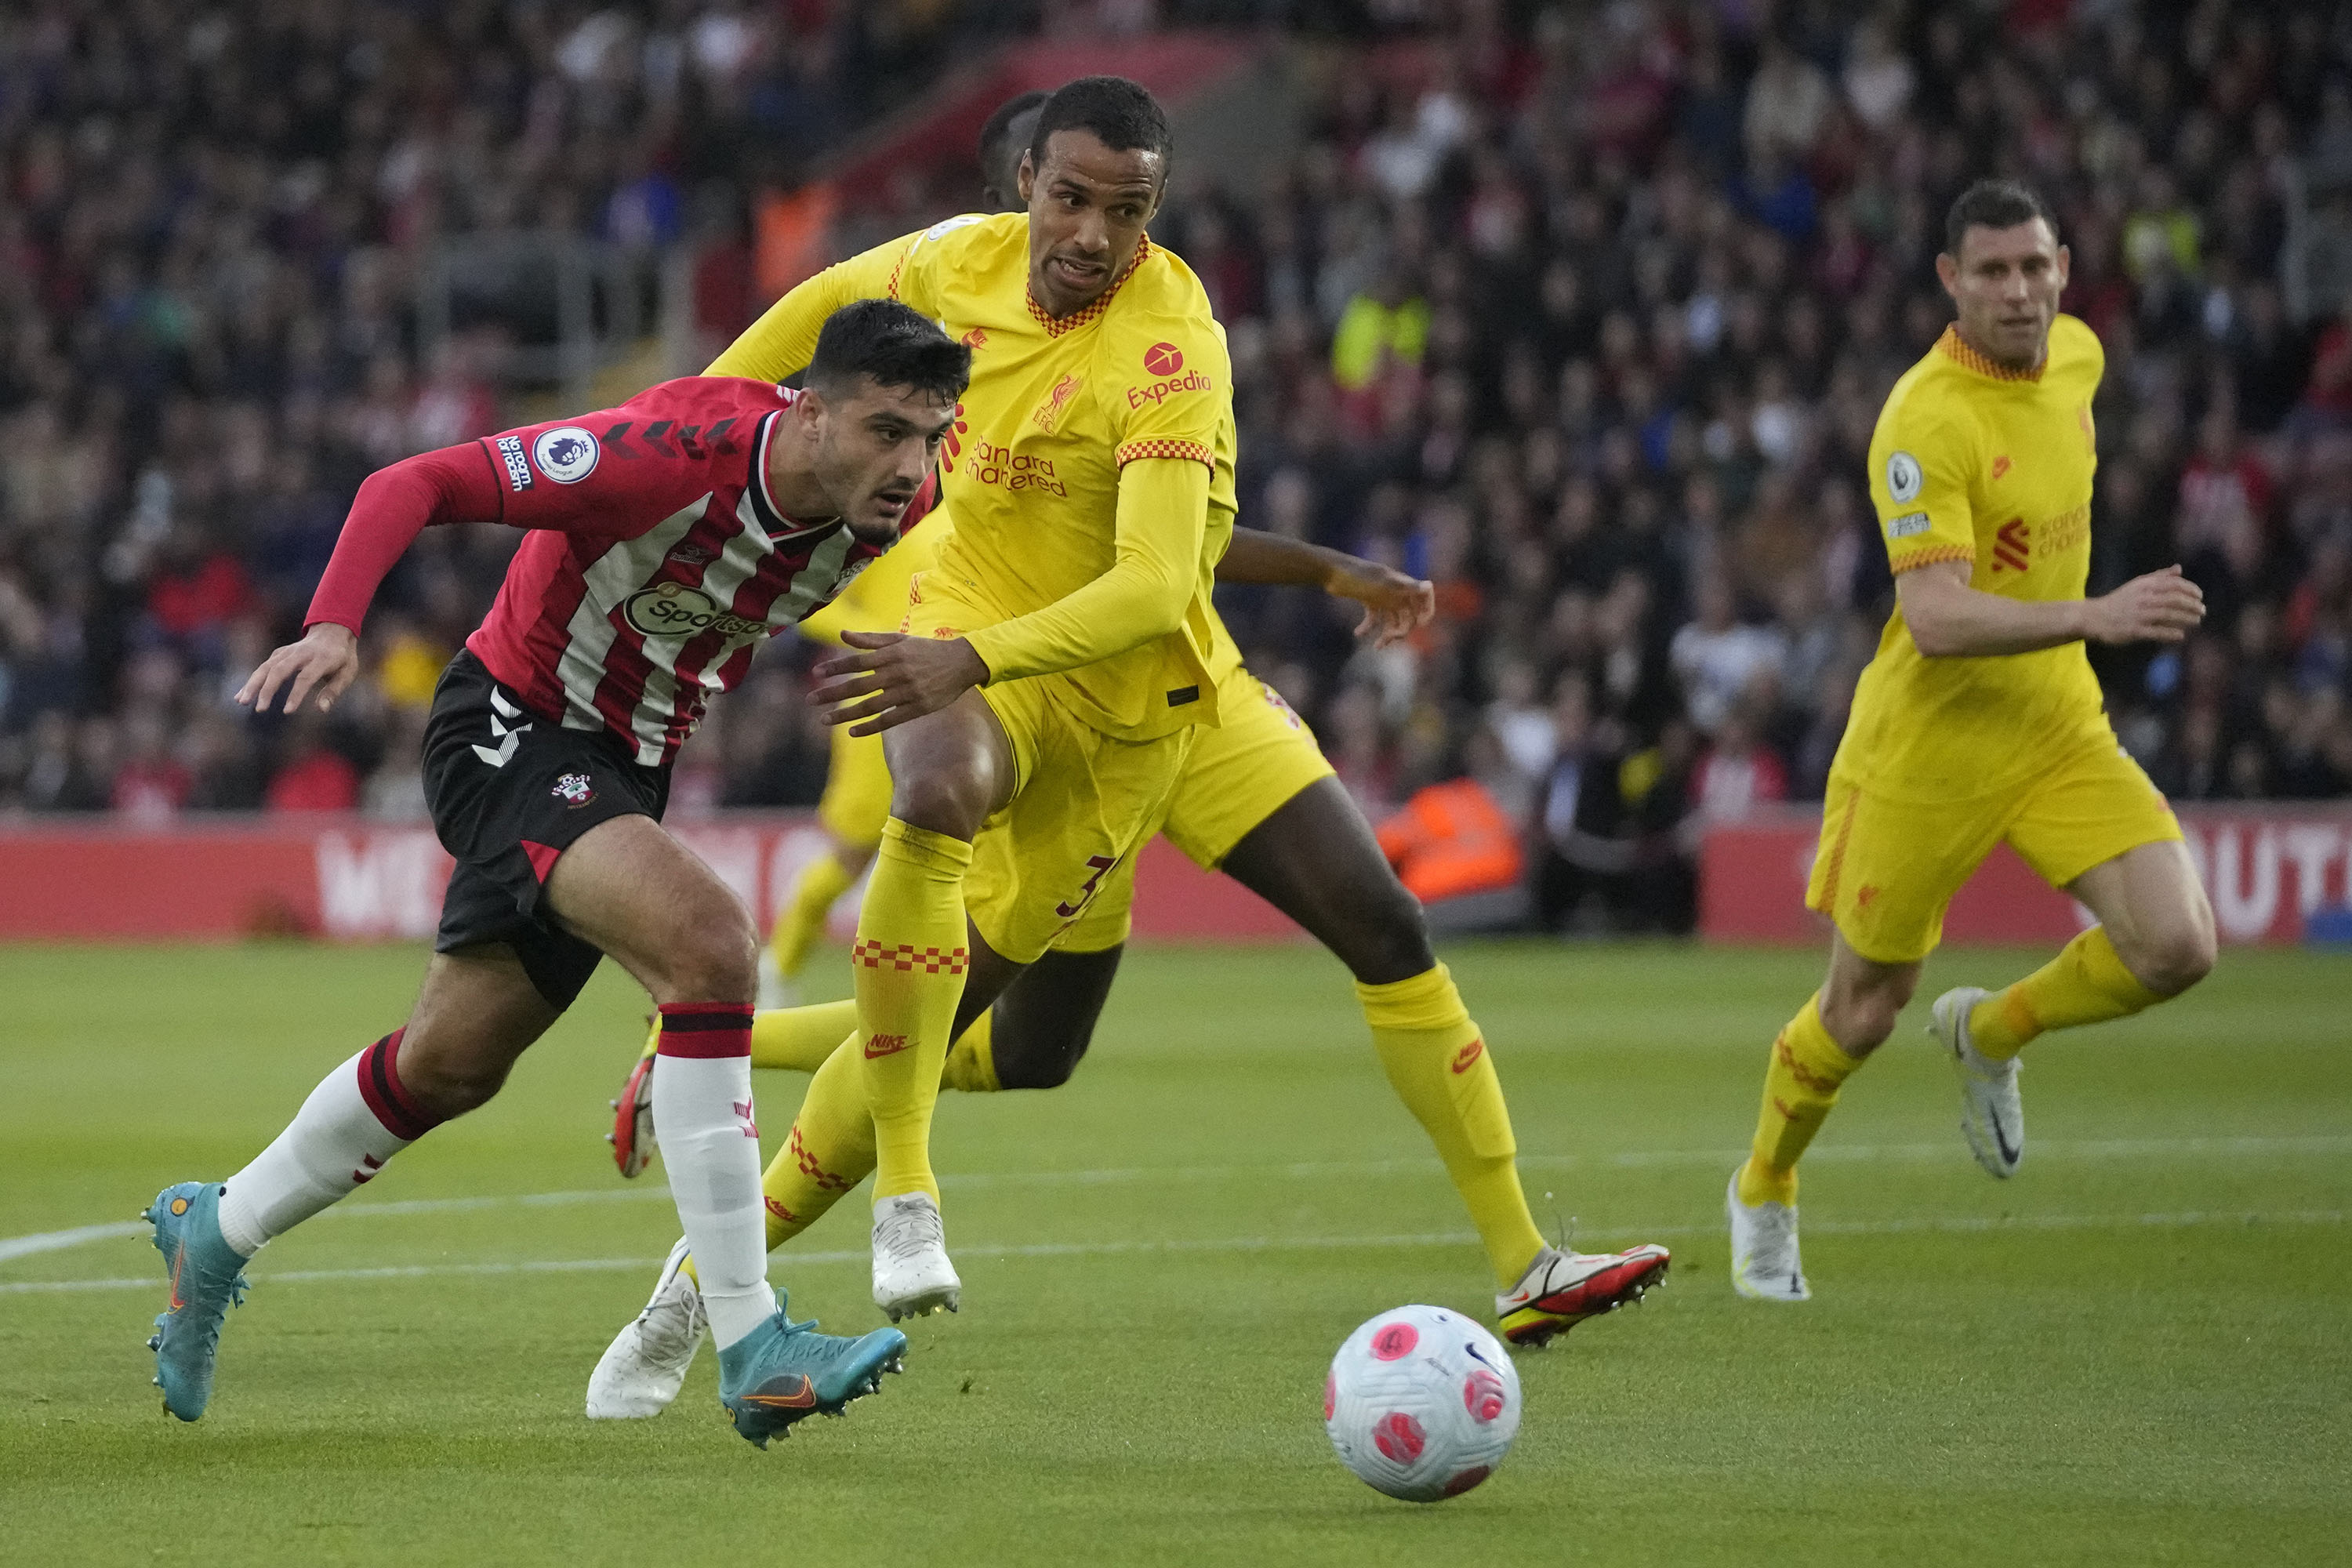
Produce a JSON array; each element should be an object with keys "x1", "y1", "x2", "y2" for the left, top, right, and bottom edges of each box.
[
  {"x1": 1937, "y1": 219, "x2": 2070, "y2": 370},
  {"x1": 1020, "y1": 129, "x2": 1163, "y2": 317},
  {"x1": 807, "y1": 379, "x2": 957, "y2": 544}
]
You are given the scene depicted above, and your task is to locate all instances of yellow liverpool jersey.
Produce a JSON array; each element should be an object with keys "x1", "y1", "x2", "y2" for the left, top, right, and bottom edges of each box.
[
  {"x1": 1837, "y1": 315, "x2": 2113, "y2": 800},
  {"x1": 710, "y1": 212, "x2": 1236, "y2": 740}
]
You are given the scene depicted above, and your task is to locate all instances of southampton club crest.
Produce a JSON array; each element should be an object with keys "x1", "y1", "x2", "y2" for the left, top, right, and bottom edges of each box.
[{"x1": 552, "y1": 771, "x2": 596, "y2": 808}]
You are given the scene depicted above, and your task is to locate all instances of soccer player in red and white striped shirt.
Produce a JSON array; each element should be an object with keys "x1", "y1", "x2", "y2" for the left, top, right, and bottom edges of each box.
[{"x1": 142, "y1": 300, "x2": 960, "y2": 1447}]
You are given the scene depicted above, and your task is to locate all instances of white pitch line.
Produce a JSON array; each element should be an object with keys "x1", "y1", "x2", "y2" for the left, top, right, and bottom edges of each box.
[
  {"x1": 5, "y1": 1131, "x2": 2347, "y2": 1265},
  {"x1": 0, "y1": 1185, "x2": 683, "y2": 1265},
  {"x1": 2, "y1": 1210, "x2": 2342, "y2": 1296}
]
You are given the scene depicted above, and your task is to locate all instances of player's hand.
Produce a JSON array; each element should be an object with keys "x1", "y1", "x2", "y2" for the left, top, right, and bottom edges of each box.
[
  {"x1": 235, "y1": 622, "x2": 361, "y2": 715},
  {"x1": 2083, "y1": 565, "x2": 2205, "y2": 645},
  {"x1": 1326, "y1": 557, "x2": 1436, "y2": 648},
  {"x1": 810, "y1": 630, "x2": 991, "y2": 736}
]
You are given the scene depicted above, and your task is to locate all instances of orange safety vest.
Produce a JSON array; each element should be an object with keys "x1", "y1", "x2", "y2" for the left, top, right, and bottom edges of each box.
[{"x1": 1374, "y1": 778, "x2": 1526, "y2": 903}]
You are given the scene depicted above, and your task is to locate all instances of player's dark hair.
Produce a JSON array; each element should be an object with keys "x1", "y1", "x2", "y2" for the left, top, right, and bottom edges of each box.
[
  {"x1": 1028, "y1": 75, "x2": 1172, "y2": 181},
  {"x1": 805, "y1": 299, "x2": 970, "y2": 404},
  {"x1": 1944, "y1": 179, "x2": 2056, "y2": 257},
  {"x1": 979, "y1": 89, "x2": 1050, "y2": 205}
]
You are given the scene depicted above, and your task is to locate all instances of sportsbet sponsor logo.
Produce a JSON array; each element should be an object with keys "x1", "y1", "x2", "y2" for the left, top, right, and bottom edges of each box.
[{"x1": 622, "y1": 580, "x2": 769, "y2": 639}]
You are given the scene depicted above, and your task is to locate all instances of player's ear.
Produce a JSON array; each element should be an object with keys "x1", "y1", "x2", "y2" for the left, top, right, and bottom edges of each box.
[
  {"x1": 1934, "y1": 250, "x2": 1959, "y2": 301},
  {"x1": 2053, "y1": 243, "x2": 2071, "y2": 292},
  {"x1": 1018, "y1": 151, "x2": 1035, "y2": 206}
]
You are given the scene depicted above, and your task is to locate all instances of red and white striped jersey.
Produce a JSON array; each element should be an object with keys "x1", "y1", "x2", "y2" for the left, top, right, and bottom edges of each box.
[{"x1": 307, "y1": 376, "x2": 931, "y2": 767}]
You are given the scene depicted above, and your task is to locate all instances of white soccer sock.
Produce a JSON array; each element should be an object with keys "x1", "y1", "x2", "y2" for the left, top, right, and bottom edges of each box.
[
  {"x1": 216, "y1": 1032, "x2": 434, "y2": 1258},
  {"x1": 652, "y1": 1004, "x2": 772, "y2": 1350}
]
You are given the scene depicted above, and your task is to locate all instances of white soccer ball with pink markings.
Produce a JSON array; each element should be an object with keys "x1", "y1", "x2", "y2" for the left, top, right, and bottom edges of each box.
[{"x1": 1324, "y1": 1304, "x2": 1522, "y2": 1502}]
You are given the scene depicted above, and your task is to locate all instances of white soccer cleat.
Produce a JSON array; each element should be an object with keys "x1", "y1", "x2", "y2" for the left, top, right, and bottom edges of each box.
[
  {"x1": 1929, "y1": 985, "x2": 2023, "y2": 1178},
  {"x1": 585, "y1": 1236, "x2": 706, "y2": 1418},
  {"x1": 1726, "y1": 1170, "x2": 1810, "y2": 1303},
  {"x1": 871, "y1": 1192, "x2": 960, "y2": 1321},
  {"x1": 755, "y1": 949, "x2": 798, "y2": 1013}
]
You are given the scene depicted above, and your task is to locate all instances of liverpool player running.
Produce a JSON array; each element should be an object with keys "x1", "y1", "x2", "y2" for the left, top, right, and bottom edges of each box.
[
  {"x1": 1726, "y1": 180, "x2": 2214, "y2": 1301},
  {"x1": 755, "y1": 91, "x2": 1052, "y2": 1009},
  {"x1": 739, "y1": 86, "x2": 1664, "y2": 1341},
  {"x1": 142, "y1": 302, "x2": 962, "y2": 1445}
]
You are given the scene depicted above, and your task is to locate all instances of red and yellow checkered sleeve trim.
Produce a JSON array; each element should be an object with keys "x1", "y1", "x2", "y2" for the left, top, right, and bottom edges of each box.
[
  {"x1": 1116, "y1": 438, "x2": 1214, "y2": 471},
  {"x1": 1888, "y1": 543, "x2": 1976, "y2": 574}
]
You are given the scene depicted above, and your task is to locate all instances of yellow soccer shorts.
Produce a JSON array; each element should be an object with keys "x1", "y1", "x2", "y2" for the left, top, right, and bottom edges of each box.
[
  {"x1": 1162, "y1": 664, "x2": 1336, "y2": 867},
  {"x1": 902, "y1": 568, "x2": 1195, "y2": 965},
  {"x1": 1055, "y1": 662, "x2": 1335, "y2": 952},
  {"x1": 1807, "y1": 739, "x2": 2183, "y2": 965}
]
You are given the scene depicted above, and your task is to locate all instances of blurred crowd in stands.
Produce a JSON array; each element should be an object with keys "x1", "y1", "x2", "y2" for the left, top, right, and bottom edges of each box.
[{"x1": 3, "y1": 1, "x2": 2350, "y2": 935}]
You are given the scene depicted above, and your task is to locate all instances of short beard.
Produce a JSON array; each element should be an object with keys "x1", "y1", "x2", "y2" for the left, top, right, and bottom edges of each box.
[{"x1": 846, "y1": 510, "x2": 902, "y2": 547}]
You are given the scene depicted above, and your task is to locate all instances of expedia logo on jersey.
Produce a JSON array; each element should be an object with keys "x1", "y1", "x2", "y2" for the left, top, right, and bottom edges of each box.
[
  {"x1": 1125, "y1": 366, "x2": 1216, "y2": 409},
  {"x1": 495, "y1": 434, "x2": 533, "y2": 492},
  {"x1": 622, "y1": 580, "x2": 768, "y2": 639}
]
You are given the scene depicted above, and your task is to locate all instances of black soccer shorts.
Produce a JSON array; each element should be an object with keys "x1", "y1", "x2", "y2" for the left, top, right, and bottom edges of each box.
[{"x1": 420, "y1": 650, "x2": 670, "y2": 1009}]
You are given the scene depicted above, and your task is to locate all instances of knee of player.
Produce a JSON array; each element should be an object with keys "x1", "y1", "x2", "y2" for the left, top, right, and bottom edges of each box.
[
  {"x1": 665, "y1": 909, "x2": 760, "y2": 1003},
  {"x1": 990, "y1": 1024, "x2": 1087, "y2": 1090},
  {"x1": 1337, "y1": 886, "x2": 1438, "y2": 985},
  {"x1": 1820, "y1": 987, "x2": 1905, "y2": 1054},
  {"x1": 996, "y1": 1046, "x2": 1082, "y2": 1090},
  {"x1": 400, "y1": 1054, "x2": 510, "y2": 1117},
  {"x1": 2125, "y1": 924, "x2": 2216, "y2": 997},
  {"x1": 889, "y1": 768, "x2": 993, "y2": 840}
]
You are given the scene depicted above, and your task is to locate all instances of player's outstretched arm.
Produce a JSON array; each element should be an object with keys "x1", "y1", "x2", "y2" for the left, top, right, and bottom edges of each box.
[
  {"x1": 1899, "y1": 559, "x2": 2205, "y2": 658},
  {"x1": 810, "y1": 458, "x2": 1211, "y2": 731},
  {"x1": 1215, "y1": 528, "x2": 1434, "y2": 648},
  {"x1": 240, "y1": 445, "x2": 505, "y2": 713}
]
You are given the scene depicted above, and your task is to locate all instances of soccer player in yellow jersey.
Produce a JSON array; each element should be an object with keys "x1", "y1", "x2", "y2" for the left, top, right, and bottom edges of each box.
[
  {"x1": 1726, "y1": 180, "x2": 2215, "y2": 1301},
  {"x1": 699, "y1": 78, "x2": 1239, "y2": 1318},
  {"x1": 755, "y1": 95, "x2": 1047, "y2": 1010},
  {"x1": 586, "y1": 85, "x2": 1667, "y2": 1414}
]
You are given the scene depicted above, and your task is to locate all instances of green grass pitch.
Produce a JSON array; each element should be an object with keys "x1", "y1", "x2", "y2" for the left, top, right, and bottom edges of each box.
[{"x1": 2, "y1": 938, "x2": 2347, "y2": 1565}]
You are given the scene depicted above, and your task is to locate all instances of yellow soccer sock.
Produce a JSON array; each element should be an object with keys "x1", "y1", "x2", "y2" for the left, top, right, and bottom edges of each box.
[
  {"x1": 1968, "y1": 926, "x2": 2165, "y2": 1061},
  {"x1": 1739, "y1": 996, "x2": 1862, "y2": 1207},
  {"x1": 941, "y1": 1009, "x2": 1000, "y2": 1094},
  {"x1": 855, "y1": 818, "x2": 973, "y2": 1203},
  {"x1": 1358, "y1": 964, "x2": 1548, "y2": 1287},
  {"x1": 749, "y1": 1000, "x2": 860, "y2": 1073},
  {"x1": 760, "y1": 1032, "x2": 875, "y2": 1249},
  {"x1": 771, "y1": 849, "x2": 857, "y2": 981}
]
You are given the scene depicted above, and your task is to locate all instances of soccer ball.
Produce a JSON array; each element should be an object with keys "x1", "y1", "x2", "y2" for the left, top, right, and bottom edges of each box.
[{"x1": 1324, "y1": 1304, "x2": 1522, "y2": 1501}]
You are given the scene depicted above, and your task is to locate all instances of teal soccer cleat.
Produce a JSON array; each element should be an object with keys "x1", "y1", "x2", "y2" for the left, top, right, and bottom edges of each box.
[
  {"x1": 716, "y1": 1292, "x2": 907, "y2": 1449},
  {"x1": 143, "y1": 1181, "x2": 251, "y2": 1422}
]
